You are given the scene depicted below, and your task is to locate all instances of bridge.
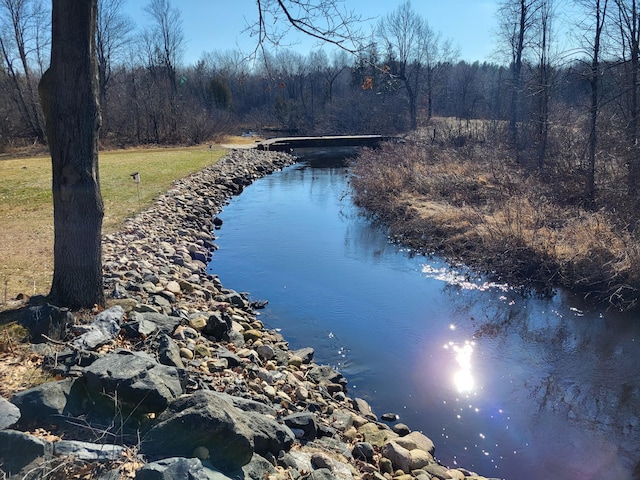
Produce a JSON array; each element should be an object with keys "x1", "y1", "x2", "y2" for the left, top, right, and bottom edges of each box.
[{"x1": 256, "y1": 134, "x2": 390, "y2": 152}]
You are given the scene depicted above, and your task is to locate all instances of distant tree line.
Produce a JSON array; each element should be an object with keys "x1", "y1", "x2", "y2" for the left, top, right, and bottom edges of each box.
[{"x1": 2, "y1": 0, "x2": 640, "y2": 203}]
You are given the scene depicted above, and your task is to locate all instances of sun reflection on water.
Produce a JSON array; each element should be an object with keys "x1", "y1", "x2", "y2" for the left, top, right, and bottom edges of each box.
[
  {"x1": 422, "y1": 264, "x2": 509, "y2": 292},
  {"x1": 444, "y1": 339, "x2": 476, "y2": 394}
]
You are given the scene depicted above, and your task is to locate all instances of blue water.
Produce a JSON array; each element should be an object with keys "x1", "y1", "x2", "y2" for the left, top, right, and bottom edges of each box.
[{"x1": 207, "y1": 159, "x2": 640, "y2": 480}]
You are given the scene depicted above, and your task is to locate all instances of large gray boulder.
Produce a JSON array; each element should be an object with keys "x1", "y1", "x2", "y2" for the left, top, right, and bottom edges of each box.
[
  {"x1": 352, "y1": 397, "x2": 377, "y2": 421},
  {"x1": 206, "y1": 392, "x2": 295, "y2": 456},
  {"x1": 381, "y1": 441, "x2": 412, "y2": 474},
  {"x1": 0, "y1": 397, "x2": 20, "y2": 430},
  {"x1": 242, "y1": 454, "x2": 277, "y2": 480},
  {"x1": 143, "y1": 391, "x2": 254, "y2": 473},
  {"x1": 83, "y1": 350, "x2": 185, "y2": 414},
  {"x1": 216, "y1": 291, "x2": 247, "y2": 308},
  {"x1": 307, "y1": 469, "x2": 336, "y2": 480},
  {"x1": 306, "y1": 365, "x2": 347, "y2": 390},
  {"x1": 135, "y1": 457, "x2": 231, "y2": 480},
  {"x1": 11, "y1": 378, "x2": 81, "y2": 427},
  {"x1": 394, "y1": 431, "x2": 436, "y2": 455},
  {"x1": 209, "y1": 391, "x2": 277, "y2": 416},
  {"x1": 72, "y1": 305, "x2": 123, "y2": 350},
  {"x1": 243, "y1": 411, "x2": 295, "y2": 456},
  {"x1": 129, "y1": 312, "x2": 182, "y2": 335},
  {"x1": 53, "y1": 440, "x2": 126, "y2": 462},
  {"x1": 202, "y1": 311, "x2": 231, "y2": 340},
  {"x1": 0, "y1": 430, "x2": 52, "y2": 476},
  {"x1": 291, "y1": 347, "x2": 315, "y2": 364},
  {"x1": 283, "y1": 412, "x2": 318, "y2": 440},
  {"x1": 210, "y1": 345, "x2": 242, "y2": 368},
  {"x1": 157, "y1": 333, "x2": 185, "y2": 369},
  {"x1": 122, "y1": 318, "x2": 158, "y2": 340},
  {"x1": 20, "y1": 303, "x2": 73, "y2": 343},
  {"x1": 352, "y1": 442, "x2": 375, "y2": 462}
]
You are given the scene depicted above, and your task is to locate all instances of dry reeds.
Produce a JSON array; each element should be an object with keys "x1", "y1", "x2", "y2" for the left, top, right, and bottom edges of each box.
[{"x1": 352, "y1": 138, "x2": 640, "y2": 310}]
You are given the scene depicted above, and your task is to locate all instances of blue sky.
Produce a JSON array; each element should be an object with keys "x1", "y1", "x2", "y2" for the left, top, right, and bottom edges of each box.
[{"x1": 123, "y1": 0, "x2": 500, "y2": 65}]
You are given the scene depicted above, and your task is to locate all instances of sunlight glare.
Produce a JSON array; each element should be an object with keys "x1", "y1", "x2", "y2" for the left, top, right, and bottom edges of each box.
[{"x1": 452, "y1": 342, "x2": 475, "y2": 393}]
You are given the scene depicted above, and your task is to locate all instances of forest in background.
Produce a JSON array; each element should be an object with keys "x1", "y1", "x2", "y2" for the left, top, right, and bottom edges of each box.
[
  {"x1": 2, "y1": 1, "x2": 638, "y2": 161},
  {"x1": 4, "y1": 0, "x2": 640, "y2": 308}
]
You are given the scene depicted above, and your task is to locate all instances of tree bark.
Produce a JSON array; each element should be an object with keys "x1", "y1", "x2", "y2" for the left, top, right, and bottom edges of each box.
[
  {"x1": 586, "y1": 0, "x2": 607, "y2": 209},
  {"x1": 619, "y1": 0, "x2": 640, "y2": 203},
  {"x1": 536, "y1": 0, "x2": 552, "y2": 170},
  {"x1": 509, "y1": 0, "x2": 527, "y2": 156},
  {"x1": 39, "y1": 0, "x2": 105, "y2": 309}
]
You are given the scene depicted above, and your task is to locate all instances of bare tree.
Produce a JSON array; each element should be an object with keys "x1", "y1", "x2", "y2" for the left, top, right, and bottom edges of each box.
[
  {"x1": 304, "y1": 49, "x2": 349, "y2": 128},
  {"x1": 377, "y1": 0, "x2": 430, "y2": 130},
  {"x1": 143, "y1": 0, "x2": 184, "y2": 93},
  {"x1": 497, "y1": 0, "x2": 542, "y2": 155},
  {"x1": 133, "y1": 0, "x2": 186, "y2": 143},
  {"x1": 315, "y1": 49, "x2": 349, "y2": 102},
  {"x1": 534, "y1": 0, "x2": 555, "y2": 169},
  {"x1": 576, "y1": 0, "x2": 609, "y2": 207},
  {"x1": 0, "y1": 0, "x2": 49, "y2": 142},
  {"x1": 259, "y1": 49, "x2": 310, "y2": 130},
  {"x1": 203, "y1": 49, "x2": 256, "y2": 113},
  {"x1": 450, "y1": 61, "x2": 484, "y2": 122},
  {"x1": 423, "y1": 33, "x2": 457, "y2": 120},
  {"x1": 252, "y1": 0, "x2": 365, "y2": 54},
  {"x1": 39, "y1": 0, "x2": 104, "y2": 308},
  {"x1": 96, "y1": 0, "x2": 135, "y2": 105},
  {"x1": 613, "y1": 0, "x2": 640, "y2": 200}
]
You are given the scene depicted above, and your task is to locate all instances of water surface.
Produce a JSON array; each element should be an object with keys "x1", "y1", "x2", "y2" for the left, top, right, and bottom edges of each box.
[{"x1": 207, "y1": 160, "x2": 640, "y2": 480}]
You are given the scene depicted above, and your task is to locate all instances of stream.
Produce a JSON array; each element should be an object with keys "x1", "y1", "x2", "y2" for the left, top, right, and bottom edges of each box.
[{"x1": 206, "y1": 157, "x2": 640, "y2": 480}]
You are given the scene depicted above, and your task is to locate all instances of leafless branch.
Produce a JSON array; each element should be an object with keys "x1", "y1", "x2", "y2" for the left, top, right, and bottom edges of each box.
[{"x1": 248, "y1": 0, "x2": 370, "y2": 57}]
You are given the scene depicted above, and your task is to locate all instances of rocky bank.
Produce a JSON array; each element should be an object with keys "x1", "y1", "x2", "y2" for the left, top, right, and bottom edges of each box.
[{"x1": 0, "y1": 149, "x2": 496, "y2": 480}]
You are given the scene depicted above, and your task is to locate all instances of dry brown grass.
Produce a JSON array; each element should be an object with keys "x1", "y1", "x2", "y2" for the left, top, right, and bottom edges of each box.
[
  {"x1": 219, "y1": 134, "x2": 263, "y2": 145},
  {"x1": 352, "y1": 140, "x2": 640, "y2": 309},
  {"x1": 0, "y1": 322, "x2": 53, "y2": 396},
  {"x1": 0, "y1": 145, "x2": 227, "y2": 303}
]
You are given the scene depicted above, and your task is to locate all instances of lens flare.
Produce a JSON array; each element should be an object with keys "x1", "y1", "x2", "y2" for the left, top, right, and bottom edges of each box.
[{"x1": 452, "y1": 342, "x2": 475, "y2": 393}]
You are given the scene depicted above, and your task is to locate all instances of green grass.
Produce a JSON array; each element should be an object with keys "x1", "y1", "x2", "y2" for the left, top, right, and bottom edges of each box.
[
  {"x1": 0, "y1": 145, "x2": 226, "y2": 302},
  {"x1": 99, "y1": 146, "x2": 225, "y2": 230}
]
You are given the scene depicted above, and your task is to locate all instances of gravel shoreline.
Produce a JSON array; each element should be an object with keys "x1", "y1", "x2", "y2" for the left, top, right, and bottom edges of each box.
[{"x1": 1, "y1": 149, "x2": 496, "y2": 480}]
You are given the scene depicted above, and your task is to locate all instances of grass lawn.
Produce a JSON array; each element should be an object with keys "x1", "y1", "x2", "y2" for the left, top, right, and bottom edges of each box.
[{"x1": 0, "y1": 144, "x2": 227, "y2": 303}]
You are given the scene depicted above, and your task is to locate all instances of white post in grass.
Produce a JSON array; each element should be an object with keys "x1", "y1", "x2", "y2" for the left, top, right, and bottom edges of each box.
[{"x1": 130, "y1": 172, "x2": 141, "y2": 211}]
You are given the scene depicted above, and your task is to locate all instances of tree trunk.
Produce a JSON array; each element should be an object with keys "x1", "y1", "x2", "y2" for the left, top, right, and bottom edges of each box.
[
  {"x1": 586, "y1": 0, "x2": 607, "y2": 209},
  {"x1": 39, "y1": 0, "x2": 105, "y2": 309},
  {"x1": 510, "y1": 1, "x2": 527, "y2": 157},
  {"x1": 407, "y1": 82, "x2": 417, "y2": 130},
  {"x1": 626, "y1": 0, "x2": 640, "y2": 203},
  {"x1": 426, "y1": 68, "x2": 433, "y2": 120},
  {"x1": 537, "y1": 0, "x2": 551, "y2": 170},
  {"x1": 587, "y1": 71, "x2": 598, "y2": 207}
]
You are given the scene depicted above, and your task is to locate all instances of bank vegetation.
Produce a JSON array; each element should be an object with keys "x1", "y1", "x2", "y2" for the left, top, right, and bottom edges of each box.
[{"x1": 352, "y1": 119, "x2": 640, "y2": 311}]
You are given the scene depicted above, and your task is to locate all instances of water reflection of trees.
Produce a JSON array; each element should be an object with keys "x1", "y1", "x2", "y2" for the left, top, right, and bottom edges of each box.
[
  {"x1": 438, "y1": 282, "x2": 640, "y2": 472},
  {"x1": 344, "y1": 214, "x2": 640, "y2": 473}
]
